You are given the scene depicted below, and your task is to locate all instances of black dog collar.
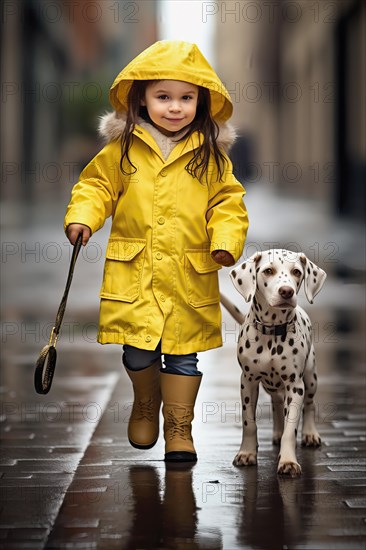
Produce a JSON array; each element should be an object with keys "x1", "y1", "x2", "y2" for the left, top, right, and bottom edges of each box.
[{"x1": 254, "y1": 319, "x2": 295, "y2": 336}]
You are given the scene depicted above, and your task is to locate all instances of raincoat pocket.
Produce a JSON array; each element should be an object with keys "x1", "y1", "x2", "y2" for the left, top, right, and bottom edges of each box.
[
  {"x1": 100, "y1": 238, "x2": 146, "y2": 302},
  {"x1": 185, "y1": 249, "x2": 221, "y2": 308}
]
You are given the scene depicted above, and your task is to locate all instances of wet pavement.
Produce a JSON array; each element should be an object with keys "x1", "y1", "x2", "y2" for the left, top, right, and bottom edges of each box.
[{"x1": 1, "y1": 184, "x2": 365, "y2": 549}]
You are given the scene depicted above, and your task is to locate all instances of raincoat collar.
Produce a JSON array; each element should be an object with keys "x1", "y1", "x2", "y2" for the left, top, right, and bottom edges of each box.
[
  {"x1": 109, "y1": 40, "x2": 233, "y2": 122},
  {"x1": 132, "y1": 123, "x2": 200, "y2": 164}
]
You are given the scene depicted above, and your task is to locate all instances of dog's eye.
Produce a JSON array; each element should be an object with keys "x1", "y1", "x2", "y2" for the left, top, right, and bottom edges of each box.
[
  {"x1": 263, "y1": 268, "x2": 274, "y2": 275},
  {"x1": 292, "y1": 268, "x2": 302, "y2": 277}
]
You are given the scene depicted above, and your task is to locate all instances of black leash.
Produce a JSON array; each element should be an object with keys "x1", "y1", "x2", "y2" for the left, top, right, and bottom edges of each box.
[{"x1": 34, "y1": 233, "x2": 83, "y2": 394}]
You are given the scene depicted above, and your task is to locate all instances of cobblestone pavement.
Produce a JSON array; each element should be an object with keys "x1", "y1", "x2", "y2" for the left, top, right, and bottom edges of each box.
[{"x1": 1, "y1": 186, "x2": 365, "y2": 548}]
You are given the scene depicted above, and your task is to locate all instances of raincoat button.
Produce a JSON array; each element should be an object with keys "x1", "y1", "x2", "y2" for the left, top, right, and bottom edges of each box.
[
  {"x1": 157, "y1": 216, "x2": 165, "y2": 225},
  {"x1": 156, "y1": 252, "x2": 163, "y2": 260},
  {"x1": 161, "y1": 169, "x2": 167, "y2": 177},
  {"x1": 145, "y1": 335, "x2": 152, "y2": 342},
  {"x1": 160, "y1": 294, "x2": 166, "y2": 302}
]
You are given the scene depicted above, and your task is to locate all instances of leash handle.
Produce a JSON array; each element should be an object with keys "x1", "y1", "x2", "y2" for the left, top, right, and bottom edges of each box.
[{"x1": 34, "y1": 232, "x2": 83, "y2": 394}]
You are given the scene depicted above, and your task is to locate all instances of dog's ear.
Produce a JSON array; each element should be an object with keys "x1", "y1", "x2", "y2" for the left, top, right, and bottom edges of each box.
[
  {"x1": 230, "y1": 252, "x2": 262, "y2": 302},
  {"x1": 300, "y1": 254, "x2": 327, "y2": 304}
]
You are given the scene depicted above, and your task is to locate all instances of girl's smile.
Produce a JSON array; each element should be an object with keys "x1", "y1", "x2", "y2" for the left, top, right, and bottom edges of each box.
[{"x1": 141, "y1": 80, "x2": 199, "y2": 136}]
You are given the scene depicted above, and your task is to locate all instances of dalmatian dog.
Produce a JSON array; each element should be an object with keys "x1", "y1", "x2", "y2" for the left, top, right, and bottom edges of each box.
[{"x1": 228, "y1": 249, "x2": 326, "y2": 477}]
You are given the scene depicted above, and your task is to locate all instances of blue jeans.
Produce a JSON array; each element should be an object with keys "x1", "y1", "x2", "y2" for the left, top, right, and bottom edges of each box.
[{"x1": 123, "y1": 342, "x2": 201, "y2": 376}]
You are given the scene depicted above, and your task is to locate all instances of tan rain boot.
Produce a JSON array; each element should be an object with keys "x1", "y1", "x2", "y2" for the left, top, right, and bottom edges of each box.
[
  {"x1": 160, "y1": 372, "x2": 202, "y2": 462},
  {"x1": 125, "y1": 360, "x2": 161, "y2": 449}
]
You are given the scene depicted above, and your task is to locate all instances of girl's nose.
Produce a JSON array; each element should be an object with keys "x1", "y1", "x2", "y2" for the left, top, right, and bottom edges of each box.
[{"x1": 169, "y1": 101, "x2": 181, "y2": 112}]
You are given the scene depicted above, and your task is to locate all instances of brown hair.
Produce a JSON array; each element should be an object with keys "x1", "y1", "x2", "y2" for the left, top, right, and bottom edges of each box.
[{"x1": 119, "y1": 80, "x2": 228, "y2": 182}]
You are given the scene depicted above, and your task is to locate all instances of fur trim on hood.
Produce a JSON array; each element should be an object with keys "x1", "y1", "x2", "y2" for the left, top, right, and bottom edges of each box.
[{"x1": 98, "y1": 111, "x2": 237, "y2": 152}]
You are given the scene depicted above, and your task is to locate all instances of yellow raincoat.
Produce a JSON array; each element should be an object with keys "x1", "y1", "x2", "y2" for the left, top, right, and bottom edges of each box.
[{"x1": 64, "y1": 41, "x2": 249, "y2": 354}]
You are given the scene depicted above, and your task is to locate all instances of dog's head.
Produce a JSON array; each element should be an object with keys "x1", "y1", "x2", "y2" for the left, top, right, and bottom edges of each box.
[{"x1": 230, "y1": 249, "x2": 326, "y2": 308}]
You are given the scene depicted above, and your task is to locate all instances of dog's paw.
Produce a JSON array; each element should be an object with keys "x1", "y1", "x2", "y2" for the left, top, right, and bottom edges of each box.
[
  {"x1": 301, "y1": 433, "x2": 321, "y2": 447},
  {"x1": 277, "y1": 461, "x2": 302, "y2": 477},
  {"x1": 233, "y1": 451, "x2": 257, "y2": 467}
]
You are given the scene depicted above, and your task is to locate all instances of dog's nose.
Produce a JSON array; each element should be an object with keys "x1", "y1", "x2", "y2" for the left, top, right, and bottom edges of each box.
[{"x1": 279, "y1": 286, "x2": 294, "y2": 299}]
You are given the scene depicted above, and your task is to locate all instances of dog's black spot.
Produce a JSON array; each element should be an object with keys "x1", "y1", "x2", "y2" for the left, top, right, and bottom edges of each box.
[
  {"x1": 271, "y1": 348, "x2": 276, "y2": 356},
  {"x1": 240, "y1": 330, "x2": 243, "y2": 337},
  {"x1": 287, "y1": 385, "x2": 290, "y2": 391},
  {"x1": 295, "y1": 428, "x2": 298, "y2": 437},
  {"x1": 238, "y1": 278, "x2": 242, "y2": 285},
  {"x1": 247, "y1": 294, "x2": 252, "y2": 301},
  {"x1": 281, "y1": 356, "x2": 287, "y2": 361},
  {"x1": 308, "y1": 393, "x2": 314, "y2": 399},
  {"x1": 281, "y1": 374, "x2": 288, "y2": 381},
  {"x1": 281, "y1": 333, "x2": 287, "y2": 342},
  {"x1": 239, "y1": 346, "x2": 243, "y2": 354},
  {"x1": 241, "y1": 384, "x2": 244, "y2": 389},
  {"x1": 272, "y1": 313, "x2": 277, "y2": 321},
  {"x1": 260, "y1": 371, "x2": 267, "y2": 376},
  {"x1": 287, "y1": 396, "x2": 292, "y2": 405},
  {"x1": 293, "y1": 387, "x2": 297, "y2": 394},
  {"x1": 284, "y1": 407, "x2": 288, "y2": 416},
  {"x1": 255, "y1": 375, "x2": 262, "y2": 380},
  {"x1": 244, "y1": 396, "x2": 250, "y2": 404},
  {"x1": 245, "y1": 340, "x2": 251, "y2": 349},
  {"x1": 257, "y1": 346, "x2": 263, "y2": 354},
  {"x1": 293, "y1": 348, "x2": 298, "y2": 355},
  {"x1": 253, "y1": 359, "x2": 258, "y2": 364},
  {"x1": 268, "y1": 340, "x2": 272, "y2": 350},
  {"x1": 289, "y1": 338, "x2": 294, "y2": 346},
  {"x1": 244, "y1": 420, "x2": 248, "y2": 426},
  {"x1": 297, "y1": 387, "x2": 303, "y2": 396},
  {"x1": 289, "y1": 373, "x2": 296, "y2": 383},
  {"x1": 243, "y1": 404, "x2": 246, "y2": 410},
  {"x1": 242, "y1": 264, "x2": 246, "y2": 270},
  {"x1": 264, "y1": 282, "x2": 268, "y2": 287},
  {"x1": 277, "y1": 345, "x2": 283, "y2": 355},
  {"x1": 275, "y1": 381, "x2": 281, "y2": 388},
  {"x1": 255, "y1": 336, "x2": 259, "y2": 342},
  {"x1": 244, "y1": 365, "x2": 250, "y2": 372},
  {"x1": 281, "y1": 365, "x2": 286, "y2": 370},
  {"x1": 232, "y1": 270, "x2": 237, "y2": 278}
]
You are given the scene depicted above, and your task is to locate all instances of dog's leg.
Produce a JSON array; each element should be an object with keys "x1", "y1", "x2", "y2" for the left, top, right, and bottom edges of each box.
[
  {"x1": 271, "y1": 391, "x2": 285, "y2": 445},
  {"x1": 233, "y1": 375, "x2": 259, "y2": 466},
  {"x1": 302, "y1": 346, "x2": 321, "y2": 447},
  {"x1": 277, "y1": 378, "x2": 304, "y2": 477}
]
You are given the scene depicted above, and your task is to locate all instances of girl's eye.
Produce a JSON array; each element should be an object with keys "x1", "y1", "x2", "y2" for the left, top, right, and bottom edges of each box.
[
  {"x1": 158, "y1": 95, "x2": 169, "y2": 100},
  {"x1": 292, "y1": 268, "x2": 302, "y2": 277},
  {"x1": 182, "y1": 95, "x2": 192, "y2": 100},
  {"x1": 263, "y1": 268, "x2": 274, "y2": 276}
]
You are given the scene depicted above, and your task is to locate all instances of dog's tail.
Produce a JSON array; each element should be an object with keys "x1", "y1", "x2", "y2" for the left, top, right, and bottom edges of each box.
[{"x1": 220, "y1": 293, "x2": 246, "y2": 325}]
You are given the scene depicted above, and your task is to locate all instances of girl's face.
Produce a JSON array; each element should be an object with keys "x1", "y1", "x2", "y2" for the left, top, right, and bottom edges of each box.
[{"x1": 141, "y1": 80, "x2": 199, "y2": 136}]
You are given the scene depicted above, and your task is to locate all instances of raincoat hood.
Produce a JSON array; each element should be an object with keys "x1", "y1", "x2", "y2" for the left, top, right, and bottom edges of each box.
[{"x1": 109, "y1": 40, "x2": 233, "y2": 122}]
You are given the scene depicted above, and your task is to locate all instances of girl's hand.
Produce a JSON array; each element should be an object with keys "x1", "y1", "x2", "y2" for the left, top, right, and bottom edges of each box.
[
  {"x1": 66, "y1": 223, "x2": 91, "y2": 246},
  {"x1": 211, "y1": 249, "x2": 235, "y2": 267}
]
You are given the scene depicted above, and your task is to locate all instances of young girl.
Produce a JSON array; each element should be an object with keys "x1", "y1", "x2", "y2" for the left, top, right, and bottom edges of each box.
[{"x1": 65, "y1": 40, "x2": 249, "y2": 462}]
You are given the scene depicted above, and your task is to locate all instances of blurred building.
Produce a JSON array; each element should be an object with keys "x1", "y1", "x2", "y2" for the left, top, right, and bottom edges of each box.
[
  {"x1": 214, "y1": 0, "x2": 365, "y2": 221},
  {"x1": 1, "y1": 0, "x2": 157, "y2": 220}
]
